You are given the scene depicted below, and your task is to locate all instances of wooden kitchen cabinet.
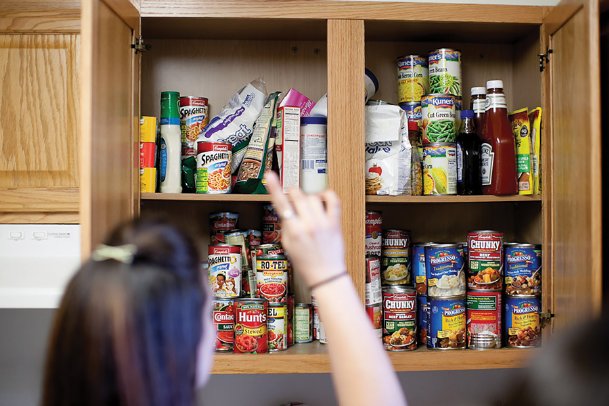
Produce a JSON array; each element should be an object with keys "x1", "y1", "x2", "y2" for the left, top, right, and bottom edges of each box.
[{"x1": 79, "y1": 0, "x2": 602, "y2": 373}]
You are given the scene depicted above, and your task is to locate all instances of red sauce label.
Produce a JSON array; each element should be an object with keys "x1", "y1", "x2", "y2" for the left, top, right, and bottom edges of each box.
[
  {"x1": 213, "y1": 299, "x2": 234, "y2": 352},
  {"x1": 234, "y1": 300, "x2": 268, "y2": 354},
  {"x1": 256, "y1": 256, "x2": 288, "y2": 303},
  {"x1": 268, "y1": 305, "x2": 288, "y2": 352},
  {"x1": 466, "y1": 291, "x2": 501, "y2": 348}
]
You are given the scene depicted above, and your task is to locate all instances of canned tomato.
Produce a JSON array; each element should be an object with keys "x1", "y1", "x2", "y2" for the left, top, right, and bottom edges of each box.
[
  {"x1": 425, "y1": 243, "x2": 465, "y2": 297},
  {"x1": 467, "y1": 291, "x2": 502, "y2": 349},
  {"x1": 505, "y1": 244, "x2": 541, "y2": 296},
  {"x1": 180, "y1": 96, "x2": 209, "y2": 158},
  {"x1": 366, "y1": 257, "x2": 382, "y2": 305},
  {"x1": 467, "y1": 231, "x2": 503, "y2": 291},
  {"x1": 256, "y1": 254, "x2": 288, "y2": 303},
  {"x1": 262, "y1": 204, "x2": 281, "y2": 244},
  {"x1": 397, "y1": 55, "x2": 429, "y2": 103},
  {"x1": 268, "y1": 303, "x2": 288, "y2": 352},
  {"x1": 381, "y1": 229, "x2": 411, "y2": 285},
  {"x1": 504, "y1": 295, "x2": 541, "y2": 348},
  {"x1": 428, "y1": 48, "x2": 462, "y2": 97},
  {"x1": 417, "y1": 295, "x2": 428, "y2": 345},
  {"x1": 427, "y1": 295, "x2": 466, "y2": 349},
  {"x1": 422, "y1": 94, "x2": 456, "y2": 143},
  {"x1": 196, "y1": 142, "x2": 232, "y2": 194},
  {"x1": 234, "y1": 298, "x2": 268, "y2": 354},
  {"x1": 399, "y1": 102, "x2": 422, "y2": 126},
  {"x1": 365, "y1": 211, "x2": 383, "y2": 257},
  {"x1": 287, "y1": 295, "x2": 295, "y2": 347},
  {"x1": 367, "y1": 302, "x2": 383, "y2": 338},
  {"x1": 209, "y1": 212, "x2": 239, "y2": 245},
  {"x1": 412, "y1": 243, "x2": 433, "y2": 295},
  {"x1": 423, "y1": 143, "x2": 457, "y2": 195},
  {"x1": 294, "y1": 303, "x2": 313, "y2": 343},
  {"x1": 208, "y1": 245, "x2": 241, "y2": 299},
  {"x1": 213, "y1": 299, "x2": 234, "y2": 352},
  {"x1": 382, "y1": 286, "x2": 417, "y2": 351}
]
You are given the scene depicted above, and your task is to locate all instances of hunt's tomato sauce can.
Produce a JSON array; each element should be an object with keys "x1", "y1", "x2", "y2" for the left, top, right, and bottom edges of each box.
[
  {"x1": 365, "y1": 211, "x2": 383, "y2": 257},
  {"x1": 382, "y1": 286, "x2": 417, "y2": 351},
  {"x1": 268, "y1": 303, "x2": 288, "y2": 352},
  {"x1": 467, "y1": 291, "x2": 501, "y2": 349},
  {"x1": 234, "y1": 298, "x2": 268, "y2": 354},
  {"x1": 262, "y1": 204, "x2": 281, "y2": 244},
  {"x1": 467, "y1": 230, "x2": 503, "y2": 291},
  {"x1": 213, "y1": 299, "x2": 234, "y2": 352}
]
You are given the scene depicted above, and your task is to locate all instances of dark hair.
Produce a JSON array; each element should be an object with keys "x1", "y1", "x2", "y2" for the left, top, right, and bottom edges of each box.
[{"x1": 42, "y1": 220, "x2": 206, "y2": 406}]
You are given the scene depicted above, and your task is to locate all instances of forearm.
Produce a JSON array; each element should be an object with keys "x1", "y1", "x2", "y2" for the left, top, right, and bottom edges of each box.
[{"x1": 314, "y1": 275, "x2": 407, "y2": 406}]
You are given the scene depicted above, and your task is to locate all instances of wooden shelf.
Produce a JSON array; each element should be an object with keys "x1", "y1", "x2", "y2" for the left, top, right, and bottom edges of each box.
[
  {"x1": 212, "y1": 341, "x2": 534, "y2": 374},
  {"x1": 366, "y1": 195, "x2": 542, "y2": 204},
  {"x1": 141, "y1": 193, "x2": 272, "y2": 202}
]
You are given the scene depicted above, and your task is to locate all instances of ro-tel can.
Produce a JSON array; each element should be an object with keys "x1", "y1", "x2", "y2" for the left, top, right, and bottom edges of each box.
[
  {"x1": 467, "y1": 291, "x2": 502, "y2": 349},
  {"x1": 213, "y1": 299, "x2": 235, "y2": 352},
  {"x1": 367, "y1": 302, "x2": 383, "y2": 338},
  {"x1": 287, "y1": 294, "x2": 295, "y2": 347},
  {"x1": 504, "y1": 243, "x2": 541, "y2": 296},
  {"x1": 268, "y1": 303, "x2": 288, "y2": 352},
  {"x1": 256, "y1": 253, "x2": 288, "y2": 303},
  {"x1": 253, "y1": 243, "x2": 284, "y2": 272},
  {"x1": 417, "y1": 295, "x2": 428, "y2": 345},
  {"x1": 382, "y1": 286, "x2": 417, "y2": 351},
  {"x1": 428, "y1": 48, "x2": 462, "y2": 97},
  {"x1": 381, "y1": 229, "x2": 411, "y2": 286},
  {"x1": 209, "y1": 211, "x2": 239, "y2": 245},
  {"x1": 412, "y1": 242, "x2": 433, "y2": 295},
  {"x1": 179, "y1": 96, "x2": 209, "y2": 158},
  {"x1": 262, "y1": 204, "x2": 281, "y2": 244},
  {"x1": 467, "y1": 231, "x2": 503, "y2": 291},
  {"x1": 399, "y1": 102, "x2": 423, "y2": 127},
  {"x1": 427, "y1": 295, "x2": 466, "y2": 349},
  {"x1": 208, "y1": 245, "x2": 242, "y2": 299},
  {"x1": 504, "y1": 295, "x2": 541, "y2": 348},
  {"x1": 196, "y1": 142, "x2": 232, "y2": 194},
  {"x1": 421, "y1": 94, "x2": 456, "y2": 143},
  {"x1": 234, "y1": 298, "x2": 268, "y2": 354},
  {"x1": 423, "y1": 143, "x2": 457, "y2": 196},
  {"x1": 425, "y1": 243, "x2": 465, "y2": 297},
  {"x1": 396, "y1": 55, "x2": 429, "y2": 103},
  {"x1": 294, "y1": 303, "x2": 313, "y2": 343},
  {"x1": 365, "y1": 210, "x2": 383, "y2": 257},
  {"x1": 366, "y1": 257, "x2": 382, "y2": 306}
]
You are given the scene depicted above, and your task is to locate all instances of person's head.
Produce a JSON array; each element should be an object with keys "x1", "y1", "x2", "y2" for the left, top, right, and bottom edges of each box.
[
  {"x1": 216, "y1": 273, "x2": 225, "y2": 285},
  {"x1": 42, "y1": 219, "x2": 214, "y2": 406}
]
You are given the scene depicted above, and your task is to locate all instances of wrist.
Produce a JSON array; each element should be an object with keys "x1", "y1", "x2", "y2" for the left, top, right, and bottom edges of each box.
[{"x1": 310, "y1": 271, "x2": 349, "y2": 291}]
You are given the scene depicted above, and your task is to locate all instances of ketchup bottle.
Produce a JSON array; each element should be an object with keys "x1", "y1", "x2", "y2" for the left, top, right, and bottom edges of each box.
[{"x1": 480, "y1": 80, "x2": 517, "y2": 195}]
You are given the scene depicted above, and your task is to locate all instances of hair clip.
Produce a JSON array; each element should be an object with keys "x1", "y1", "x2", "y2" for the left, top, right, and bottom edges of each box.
[{"x1": 91, "y1": 244, "x2": 137, "y2": 264}]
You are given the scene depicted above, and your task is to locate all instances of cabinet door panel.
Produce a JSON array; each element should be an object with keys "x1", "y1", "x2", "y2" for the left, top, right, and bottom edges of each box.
[
  {"x1": 80, "y1": 0, "x2": 140, "y2": 254},
  {"x1": 543, "y1": 0, "x2": 602, "y2": 330}
]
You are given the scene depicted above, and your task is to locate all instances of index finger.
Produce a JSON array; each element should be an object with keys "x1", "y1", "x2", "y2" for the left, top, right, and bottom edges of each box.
[{"x1": 264, "y1": 171, "x2": 294, "y2": 220}]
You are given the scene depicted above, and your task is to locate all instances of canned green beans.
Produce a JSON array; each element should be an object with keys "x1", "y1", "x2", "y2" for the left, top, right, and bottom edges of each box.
[
  {"x1": 422, "y1": 94, "x2": 456, "y2": 144},
  {"x1": 428, "y1": 48, "x2": 462, "y2": 97}
]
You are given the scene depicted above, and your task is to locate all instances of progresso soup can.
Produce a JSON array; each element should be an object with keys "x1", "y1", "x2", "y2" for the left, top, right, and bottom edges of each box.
[
  {"x1": 467, "y1": 231, "x2": 503, "y2": 291},
  {"x1": 397, "y1": 55, "x2": 429, "y2": 103},
  {"x1": 425, "y1": 243, "x2": 465, "y2": 297},
  {"x1": 382, "y1": 286, "x2": 417, "y2": 351},
  {"x1": 428, "y1": 48, "x2": 462, "y2": 97},
  {"x1": 412, "y1": 242, "x2": 433, "y2": 295},
  {"x1": 422, "y1": 94, "x2": 456, "y2": 143},
  {"x1": 427, "y1": 295, "x2": 466, "y2": 350},
  {"x1": 467, "y1": 291, "x2": 502, "y2": 349},
  {"x1": 504, "y1": 295, "x2": 541, "y2": 348},
  {"x1": 234, "y1": 298, "x2": 268, "y2": 354},
  {"x1": 504, "y1": 243, "x2": 541, "y2": 296},
  {"x1": 423, "y1": 143, "x2": 457, "y2": 195}
]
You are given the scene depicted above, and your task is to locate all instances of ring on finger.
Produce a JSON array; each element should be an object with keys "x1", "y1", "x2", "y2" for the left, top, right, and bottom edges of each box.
[{"x1": 281, "y1": 209, "x2": 296, "y2": 221}]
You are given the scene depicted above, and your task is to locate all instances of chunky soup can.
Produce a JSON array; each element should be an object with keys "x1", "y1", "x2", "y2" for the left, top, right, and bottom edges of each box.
[
  {"x1": 268, "y1": 303, "x2": 288, "y2": 352},
  {"x1": 382, "y1": 286, "x2": 417, "y2": 351},
  {"x1": 428, "y1": 48, "x2": 462, "y2": 97},
  {"x1": 208, "y1": 245, "x2": 242, "y2": 299},
  {"x1": 427, "y1": 295, "x2": 466, "y2": 350},
  {"x1": 234, "y1": 298, "x2": 268, "y2": 354},
  {"x1": 504, "y1": 243, "x2": 541, "y2": 296},
  {"x1": 422, "y1": 94, "x2": 456, "y2": 143},
  {"x1": 425, "y1": 243, "x2": 465, "y2": 297},
  {"x1": 467, "y1": 291, "x2": 502, "y2": 349},
  {"x1": 381, "y1": 229, "x2": 411, "y2": 285},
  {"x1": 504, "y1": 295, "x2": 541, "y2": 348},
  {"x1": 397, "y1": 55, "x2": 429, "y2": 103},
  {"x1": 423, "y1": 143, "x2": 457, "y2": 195},
  {"x1": 213, "y1": 299, "x2": 235, "y2": 352},
  {"x1": 467, "y1": 230, "x2": 503, "y2": 291}
]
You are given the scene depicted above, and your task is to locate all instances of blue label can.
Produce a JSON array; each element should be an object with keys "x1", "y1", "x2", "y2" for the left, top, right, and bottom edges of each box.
[
  {"x1": 417, "y1": 295, "x2": 428, "y2": 345},
  {"x1": 504, "y1": 244, "x2": 541, "y2": 296},
  {"x1": 504, "y1": 295, "x2": 541, "y2": 348},
  {"x1": 427, "y1": 295, "x2": 466, "y2": 349},
  {"x1": 412, "y1": 243, "x2": 433, "y2": 295},
  {"x1": 425, "y1": 244, "x2": 465, "y2": 297}
]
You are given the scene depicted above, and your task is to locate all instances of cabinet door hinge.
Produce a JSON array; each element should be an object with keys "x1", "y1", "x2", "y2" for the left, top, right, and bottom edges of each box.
[
  {"x1": 540, "y1": 311, "x2": 554, "y2": 329},
  {"x1": 539, "y1": 48, "x2": 553, "y2": 72},
  {"x1": 131, "y1": 36, "x2": 150, "y2": 54}
]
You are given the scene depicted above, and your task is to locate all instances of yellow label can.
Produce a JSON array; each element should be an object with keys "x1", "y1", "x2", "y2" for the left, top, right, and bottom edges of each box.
[{"x1": 397, "y1": 55, "x2": 429, "y2": 103}]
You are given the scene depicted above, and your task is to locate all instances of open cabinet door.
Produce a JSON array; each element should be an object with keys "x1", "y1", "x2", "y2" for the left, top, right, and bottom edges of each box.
[
  {"x1": 542, "y1": 0, "x2": 602, "y2": 331},
  {"x1": 80, "y1": 0, "x2": 141, "y2": 255}
]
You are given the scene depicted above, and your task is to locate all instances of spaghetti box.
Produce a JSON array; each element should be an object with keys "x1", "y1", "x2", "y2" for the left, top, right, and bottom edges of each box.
[{"x1": 275, "y1": 106, "x2": 300, "y2": 192}]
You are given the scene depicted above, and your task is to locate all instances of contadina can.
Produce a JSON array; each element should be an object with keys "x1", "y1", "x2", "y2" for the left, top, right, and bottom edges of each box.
[
  {"x1": 397, "y1": 55, "x2": 429, "y2": 103},
  {"x1": 505, "y1": 243, "x2": 541, "y2": 296},
  {"x1": 467, "y1": 291, "x2": 502, "y2": 349},
  {"x1": 365, "y1": 210, "x2": 383, "y2": 257},
  {"x1": 412, "y1": 242, "x2": 433, "y2": 295},
  {"x1": 504, "y1": 295, "x2": 541, "y2": 348},
  {"x1": 399, "y1": 102, "x2": 423, "y2": 126},
  {"x1": 423, "y1": 143, "x2": 457, "y2": 196},
  {"x1": 268, "y1": 303, "x2": 288, "y2": 352},
  {"x1": 234, "y1": 298, "x2": 268, "y2": 354},
  {"x1": 256, "y1": 253, "x2": 288, "y2": 303},
  {"x1": 213, "y1": 299, "x2": 235, "y2": 352},
  {"x1": 196, "y1": 142, "x2": 232, "y2": 194},
  {"x1": 294, "y1": 303, "x2": 313, "y2": 343},
  {"x1": 422, "y1": 94, "x2": 456, "y2": 143},
  {"x1": 425, "y1": 243, "x2": 465, "y2": 297},
  {"x1": 427, "y1": 295, "x2": 466, "y2": 350},
  {"x1": 381, "y1": 229, "x2": 411, "y2": 285},
  {"x1": 382, "y1": 286, "x2": 417, "y2": 351},
  {"x1": 208, "y1": 245, "x2": 241, "y2": 299},
  {"x1": 467, "y1": 231, "x2": 503, "y2": 291},
  {"x1": 428, "y1": 48, "x2": 462, "y2": 97},
  {"x1": 179, "y1": 96, "x2": 209, "y2": 158}
]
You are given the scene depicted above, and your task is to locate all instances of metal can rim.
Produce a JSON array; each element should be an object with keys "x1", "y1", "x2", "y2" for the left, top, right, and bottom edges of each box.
[
  {"x1": 235, "y1": 298, "x2": 267, "y2": 303},
  {"x1": 429, "y1": 294, "x2": 467, "y2": 301},
  {"x1": 382, "y1": 285, "x2": 416, "y2": 294}
]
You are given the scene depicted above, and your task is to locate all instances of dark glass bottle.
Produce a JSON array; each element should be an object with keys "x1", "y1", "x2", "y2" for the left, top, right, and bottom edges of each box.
[{"x1": 456, "y1": 110, "x2": 482, "y2": 195}]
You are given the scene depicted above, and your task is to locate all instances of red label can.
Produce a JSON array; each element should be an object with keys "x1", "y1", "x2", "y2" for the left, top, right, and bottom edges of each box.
[
  {"x1": 466, "y1": 291, "x2": 501, "y2": 349},
  {"x1": 234, "y1": 298, "x2": 268, "y2": 353},
  {"x1": 382, "y1": 286, "x2": 417, "y2": 351},
  {"x1": 366, "y1": 303, "x2": 382, "y2": 338},
  {"x1": 365, "y1": 211, "x2": 383, "y2": 257},
  {"x1": 180, "y1": 96, "x2": 209, "y2": 158},
  {"x1": 467, "y1": 230, "x2": 503, "y2": 291},
  {"x1": 209, "y1": 212, "x2": 239, "y2": 245},
  {"x1": 262, "y1": 204, "x2": 281, "y2": 244},
  {"x1": 213, "y1": 299, "x2": 234, "y2": 352},
  {"x1": 365, "y1": 257, "x2": 382, "y2": 306}
]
